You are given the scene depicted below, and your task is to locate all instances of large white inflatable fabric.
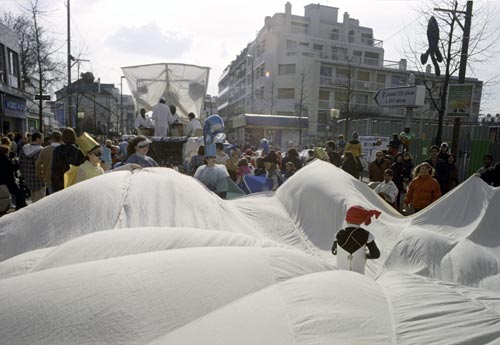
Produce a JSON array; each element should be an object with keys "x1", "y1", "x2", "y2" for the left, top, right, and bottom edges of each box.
[
  {"x1": 1, "y1": 160, "x2": 500, "y2": 344},
  {"x1": 122, "y1": 63, "x2": 210, "y2": 120}
]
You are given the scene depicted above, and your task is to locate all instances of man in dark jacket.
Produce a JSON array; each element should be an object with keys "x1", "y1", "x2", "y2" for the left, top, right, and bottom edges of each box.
[
  {"x1": 325, "y1": 141, "x2": 341, "y2": 167},
  {"x1": 19, "y1": 132, "x2": 45, "y2": 202},
  {"x1": 480, "y1": 162, "x2": 500, "y2": 187},
  {"x1": 424, "y1": 145, "x2": 447, "y2": 193},
  {"x1": 51, "y1": 128, "x2": 85, "y2": 192}
]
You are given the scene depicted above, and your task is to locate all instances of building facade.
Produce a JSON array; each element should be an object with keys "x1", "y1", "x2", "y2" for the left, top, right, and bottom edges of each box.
[
  {"x1": 55, "y1": 78, "x2": 122, "y2": 136},
  {"x1": 218, "y1": 2, "x2": 482, "y2": 147},
  {"x1": 0, "y1": 22, "x2": 28, "y2": 134}
]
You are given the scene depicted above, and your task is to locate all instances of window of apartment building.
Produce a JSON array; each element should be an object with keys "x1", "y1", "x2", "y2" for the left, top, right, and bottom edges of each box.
[
  {"x1": 319, "y1": 90, "x2": 330, "y2": 100},
  {"x1": 302, "y1": 52, "x2": 315, "y2": 57},
  {"x1": 299, "y1": 42, "x2": 309, "y2": 48},
  {"x1": 320, "y1": 66, "x2": 332, "y2": 77},
  {"x1": 291, "y1": 21, "x2": 308, "y2": 34},
  {"x1": 7, "y1": 49, "x2": 19, "y2": 88},
  {"x1": 364, "y1": 51, "x2": 380, "y2": 66},
  {"x1": 278, "y1": 88, "x2": 295, "y2": 99},
  {"x1": 318, "y1": 110, "x2": 327, "y2": 126},
  {"x1": 7, "y1": 49, "x2": 19, "y2": 77},
  {"x1": 257, "y1": 64, "x2": 265, "y2": 79},
  {"x1": 0, "y1": 43, "x2": 6, "y2": 83},
  {"x1": 355, "y1": 94, "x2": 369, "y2": 104},
  {"x1": 336, "y1": 69, "x2": 349, "y2": 80},
  {"x1": 348, "y1": 30, "x2": 355, "y2": 43},
  {"x1": 286, "y1": 52, "x2": 297, "y2": 57},
  {"x1": 353, "y1": 50, "x2": 362, "y2": 63},
  {"x1": 391, "y1": 75, "x2": 407, "y2": 86},
  {"x1": 357, "y1": 70, "x2": 370, "y2": 81},
  {"x1": 376, "y1": 74, "x2": 386, "y2": 84},
  {"x1": 286, "y1": 40, "x2": 297, "y2": 49},
  {"x1": 313, "y1": 44, "x2": 323, "y2": 51},
  {"x1": 361, "y1": 33, "x2": 374, "y2": 46},
  {"x1": 330, "y1": 29, "x2": 340, "y2": 40},
  {"x1": 256, "y1": 86, "x2": 265, "y2": 99},
  {"x1": 331, "y1": 46, "x2": 347, "y2": 60},
  {"x1": 278, "y1": 64, "x2": 296, "y2": 75},
  {"x1": 334, "y1": 91, "x2": 348, "y2": 103},
  {"x1": 258, "y1": 40, "x2": 266, "y2": 56}
]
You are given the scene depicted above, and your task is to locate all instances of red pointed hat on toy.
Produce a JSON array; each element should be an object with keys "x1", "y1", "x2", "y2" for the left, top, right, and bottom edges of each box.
[{"x1": 345, "y1": 206, "x2": 381, "y2": 226}]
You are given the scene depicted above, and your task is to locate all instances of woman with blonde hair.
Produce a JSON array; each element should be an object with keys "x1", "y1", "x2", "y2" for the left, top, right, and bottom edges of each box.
[{"x1": 404, "y1": 162, "x2": 441, "y2": 212}]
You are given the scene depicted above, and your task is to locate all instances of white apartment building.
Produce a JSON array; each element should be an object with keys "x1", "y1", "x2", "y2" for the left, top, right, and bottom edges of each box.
[{"x1": 218, "y1": 2, "x2": 482, "y2": 146}]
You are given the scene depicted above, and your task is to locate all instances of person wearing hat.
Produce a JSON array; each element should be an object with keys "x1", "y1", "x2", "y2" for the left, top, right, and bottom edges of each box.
[
  {"x1": 438, "y1": 142, "x2": 450, "y2": 162},
  {"x1": 194, "y1": 142, "x2": 230, "y2": 199},
  {"x1": 125, "y1": 136, "x2": 159, "y2": 167},
  {"x1": 399, "y1": 127, "x2": 415, "y2": 153},
  {"x1": 331, "y1": 206, "x2": 381, "y2": 274},
  {"x1": 151, "y1": 98, "x2": 173, "y2": 137},
  {"x1": 195, "y1": 115, "x2": 230, "y2": 198},
  {"x1": 75, "y1": 133, "x2": 105, "y2": 184},
  {"x1": 264, "y1": 150, "x2": 284, "y2": 191}
]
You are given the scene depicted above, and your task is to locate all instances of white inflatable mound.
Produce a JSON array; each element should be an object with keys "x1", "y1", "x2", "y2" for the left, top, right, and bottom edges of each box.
[{"x1": 1, "y1": 160, "x2": 500, "y2": 344}]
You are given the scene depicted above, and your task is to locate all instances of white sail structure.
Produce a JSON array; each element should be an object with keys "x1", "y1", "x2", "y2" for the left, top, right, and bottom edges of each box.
[{"x1": 122, "y1": 63, "x2": 210, "y2": 120}]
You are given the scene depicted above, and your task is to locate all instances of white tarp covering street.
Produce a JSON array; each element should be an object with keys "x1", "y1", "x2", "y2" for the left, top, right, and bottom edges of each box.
[{"x1": 1, "y1": 160, "x2": 500, "y2": 344}]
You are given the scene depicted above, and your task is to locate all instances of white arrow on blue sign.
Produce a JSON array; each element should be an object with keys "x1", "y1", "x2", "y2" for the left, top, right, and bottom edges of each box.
[{"x1": 374, "y1": 85, "x2": 425, "y2": 108}]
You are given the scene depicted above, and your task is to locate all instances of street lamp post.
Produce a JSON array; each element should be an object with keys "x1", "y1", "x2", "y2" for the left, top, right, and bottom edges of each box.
[{"x1": 329, "y1": 108, "x2": 340, "y2": 140}]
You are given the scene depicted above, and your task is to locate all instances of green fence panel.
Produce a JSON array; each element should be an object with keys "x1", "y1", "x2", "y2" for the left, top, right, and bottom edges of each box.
[
  {"x1": 408, "y1": 138, "x2": 432, "y2": 164},
  {"x1": 468, "y1": 140, "x2": 491, "y2": 175}
]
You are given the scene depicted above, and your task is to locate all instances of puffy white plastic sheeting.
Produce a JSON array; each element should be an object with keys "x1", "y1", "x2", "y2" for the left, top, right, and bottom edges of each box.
[
  {"x1": 122, "y1": 63, "x2": 209, "y2": 120},
  {"x1": 1, "y1": 160, "x2": 500, "y2": 344}
]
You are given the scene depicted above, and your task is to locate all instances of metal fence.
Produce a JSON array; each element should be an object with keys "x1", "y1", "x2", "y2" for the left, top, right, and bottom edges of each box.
[{"x1": 345, "y1": 118, "x2": 500, "y2": 181}]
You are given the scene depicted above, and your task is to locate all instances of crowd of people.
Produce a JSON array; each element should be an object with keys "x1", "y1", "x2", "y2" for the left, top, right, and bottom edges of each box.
[{"x1": 1, "y1": 126, "x2": 499, "y2": 214}]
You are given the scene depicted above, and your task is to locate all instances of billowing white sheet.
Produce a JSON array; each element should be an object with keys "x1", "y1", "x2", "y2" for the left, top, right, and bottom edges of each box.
[{"x1": 1, "y1": 160, "x2": 499, "y2": 344}]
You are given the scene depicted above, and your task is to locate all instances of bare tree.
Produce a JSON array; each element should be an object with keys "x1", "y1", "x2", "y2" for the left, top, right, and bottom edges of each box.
[
  {"x1": 26, "y1": 0, "x2": 65, "y2": 131},
  {"x1": 0, "y1": 12, "x2": 36, "y2": 89},
  {"x1": 334, "y1": 55, "x2": 357, "y2": 136},
  {"x1": 2, "y1": 1, "x2": 65, "y2": 132},
  {"x1": 296, "y1": 66, "x2": 311, "y2": 148},
  {"x1": 404, "y1": 0, "x2": 500, "y2": 145}
]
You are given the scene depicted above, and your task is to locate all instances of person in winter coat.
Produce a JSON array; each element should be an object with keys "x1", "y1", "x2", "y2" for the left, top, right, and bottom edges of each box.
[
  {"x1": 51, "y1": 128, "x2": 85, "y2": 193},
  {"x1": 281, "y1": 148, "x2": 303, "y2": 174},
  {"x1": 390, "y1": 153, "x2": 405, "y2": 210},
  {"x1": 0, "y1": 145, "x2": 27, "y2": 210},
  {"x1": 480, "y1": 161, "x2": 500, "y2": 187},
  {"x1": 331, "y1": 205, "x2": 381, "y2": 274},
  {"x1": 443, "y1": 154, "x2": 459, "y2": 193},
  {"x1": 19, "y1": 132, "x2": 45, "y2": 202},
  {"x1": 368, "y1": 150, "x2": 391, "y2": 182},
  {"x1": 35, "y1": 130, "x2": 62, "y2": 195},
  {"x1": 344, "y1": 131, "x2": 362, "y2": 158},
  {"x1": 341, "y1": 151, "x2": 360, "y2": 179},
  {"x1": 404, "y1": 162, "x2": 441, "y2": 212}
]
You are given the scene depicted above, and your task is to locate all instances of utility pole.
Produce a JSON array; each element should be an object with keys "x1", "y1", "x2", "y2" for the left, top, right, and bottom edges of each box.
[
  {"x1": 74, "y1": 58, "x2": 89, "y2": 133},
  {"x1": 435, "y1": 1, "x2": 473, "y2": 155},
  {"x1": 66, "y1": 0, "x2": 73, "y2": 128}
]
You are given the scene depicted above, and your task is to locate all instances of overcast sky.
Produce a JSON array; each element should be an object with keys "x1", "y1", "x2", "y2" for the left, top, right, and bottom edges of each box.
[{"x1": 4, "y1": 0, "x2": 500, "y2": 113}]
